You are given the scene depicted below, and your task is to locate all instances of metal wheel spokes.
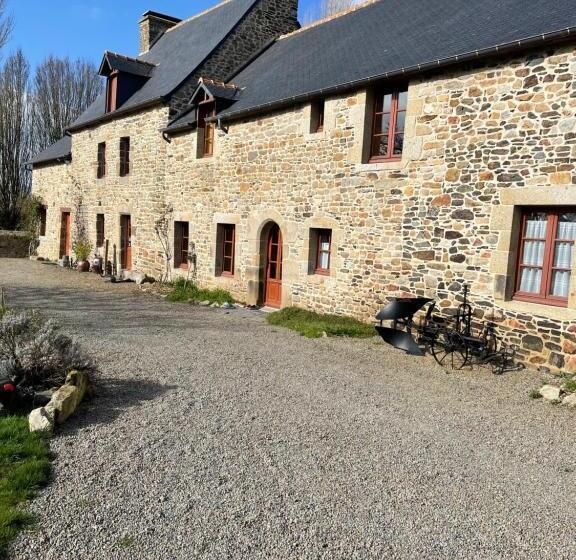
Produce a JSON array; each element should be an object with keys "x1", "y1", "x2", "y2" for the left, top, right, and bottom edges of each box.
[{"x1": 431, "y1": 331, "x2": 469, "y2": 371}]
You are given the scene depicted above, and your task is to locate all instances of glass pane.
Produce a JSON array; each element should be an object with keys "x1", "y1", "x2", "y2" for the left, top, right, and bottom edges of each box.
[
  {"x1": 393, "y1": 134, "x2": 404, "y2": 156},
  {"x1": 372, "y1": 135, "x2": 389, "y2": 157},
  {"x1": 382, "y1": 94, "x2": 392, "y2": 112},
  {"x1": 320, "y1": 241, "x2": 330, "y2": 252},
  {"x1": 553, "y1": 242, "x2": 573, "y2": 269},
  {"x1": 521, "y1": 240, "x2": 546, "y2": 266},
  {"x1": 270, "y1": 243, "x2": 278, "y2": 262},
  {"x1": 319, "y1": 251, "x2": 330, "y2": 270},
  {"x1": 269, "y1": 262, "x2": 277, "y2": 278},
  {"x1": 524, "y1": 213, "x2": 548, "y2": 238},
  {"x1": 398, "y1": 91, "x2": 408, "y2": 111},
  {"x1": 374, "y1": 113, "x2": 390, "y2": 135},
  {"x1": 557, "y1": 213, "x2": 576, "y2": 240},
  {"x1": 550, "y1": 270, "x2": 571, "y2": 298},
  {"x1": 519, "y1": 267, "x2": 542, "y2": 294},
  {"x1": 223, "y1": 257, "x2": 233, "y2": 272},
  {"x1": 224, "y1": 243, "x2": 232, "y2": 259},
  {"x1": 395, "y1": 111, "x2": 406, "y2": 134}
]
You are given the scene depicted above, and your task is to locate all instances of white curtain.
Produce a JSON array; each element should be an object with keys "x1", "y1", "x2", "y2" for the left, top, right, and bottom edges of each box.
[
  {"x1": 550, "y1": 215, "x2": 576, "y2": 297},
  {"x1": 319, "y1": 241, "x2": 330, "y2": 269},
  {"x1": 520, "y1": 268, "x2": 542, "y2": 294}
]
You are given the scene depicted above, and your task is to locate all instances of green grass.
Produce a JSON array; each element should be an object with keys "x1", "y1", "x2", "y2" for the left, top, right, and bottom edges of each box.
[
  {"x1": 528, "y1": 389, "x2": 543, "y2": 400},
  {"x1": 0, "y1": 416, "x2": 51, "y2": 558},
  {"x1": 166, "y1": 278, "x2": 235, "y2": 305},
  {"x1": 563, "y1": 379, "x2": 576, "y2": 393},
  {"x1": 266, "y1": 307, "x2": 375, "y2": 339}
]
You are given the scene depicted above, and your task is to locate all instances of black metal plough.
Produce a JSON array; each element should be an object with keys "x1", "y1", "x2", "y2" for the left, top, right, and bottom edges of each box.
[{"x1": 375, "y1": 285, "x2": 518, "y2": 375}]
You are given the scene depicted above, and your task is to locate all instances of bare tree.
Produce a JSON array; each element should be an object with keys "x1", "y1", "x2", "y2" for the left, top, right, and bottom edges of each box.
[
  {"x1": 0, "y1": 0, "x2": 12, "y2": 53},
  {"x1": 0, "y1": 50, "x2": 32, "y2": 229},
  {"x1": 302, "y1": 0, "x2": 359, "y2": 23},
  {"x1": 32, "y1": 56, "x2": 102, "y2": 151}
]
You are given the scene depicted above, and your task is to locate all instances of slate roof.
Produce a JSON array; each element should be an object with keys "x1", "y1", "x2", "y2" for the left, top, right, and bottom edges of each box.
[
  {"x1": 99, "y1": 51, "x2": 156, "y2": 78},
  {"x1": 70, "y1": 0, "x2": 260, "y2": 130},
  {"x1": 29, "y1": 136, "x2": 72, "y2": 166},
  {"x1": 218, "y1": 0, "x2": 576, "y2": 120}
]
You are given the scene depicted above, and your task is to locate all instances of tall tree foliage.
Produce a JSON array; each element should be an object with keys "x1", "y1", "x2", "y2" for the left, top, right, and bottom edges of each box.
[
  {"x1": 0, "y1": 50, "x2": 32, "y2": 229},
  {"x1": 33, "y1": 56, "x2": 102, "y2": 151},
  {"x1": 0, "y1": 0, "x2": 12, "y2": 53}
]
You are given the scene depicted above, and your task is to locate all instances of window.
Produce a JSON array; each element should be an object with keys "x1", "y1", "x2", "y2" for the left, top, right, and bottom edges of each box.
[
  {"x1": 216, "y1": 224, "x2": 235, "y2": 276},
  {"x1": 96, "y1": 214, "x2": 105, "y2": 247},
  {"x1": 97, "y1": 142, "x2": 106, "y2": 178},
  {"x1": 310, "y1": 99, "x2": 325, "y2": 133},
  {"x1": 106, "y1": 71, "x2": 118, "y2": 113},
  {"x1": 370, "y1": 88, "x2": 407, "y2": 162},
  {"x1": 198, "y1": 100, "x2": 216, "y2": 158},
  {"x1": 119, "y1": 137, "x2": 130, "y2": 177},
  {"x1": 174, "y1": 221, "x2": 189, "y2": 269},
  {"x1": 39, "y1": 206, "x2": 47, "y2": 237},
  {"x1": 311, "y1": 229, "x2": 332, "y2": 275},
  {"x1": 514, "y1": 209, "x2": 576, "y2": 307}
]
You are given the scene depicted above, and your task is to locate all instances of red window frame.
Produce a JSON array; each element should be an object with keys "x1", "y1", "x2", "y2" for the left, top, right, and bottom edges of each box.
[
  {"x1": 198, "y1": 100, "x2": 216, "y2": 158},
  {"x1": 314, "y1": 229, "x2": 332, "y2": 275},
  {"x1": 97, "y1": 142, "x2": 106, "y2": 178},
  {"x1": 220, "y1": 224, "x2": 235, "y2": 276},
  {"x1": 370, "y1": 88, "x2": 407, "y2": 163},
  {"x1": 119, "y1": 137, "x2": 130, "y2": 177},
  {"x1": 311, "y1": 99, "x2": 325, "y2": 133},
  {"x1": 174, "y1": 221, "x2": 190, "y2": 270},
  {"x1": 96, "y1": 214, "x2": 105, "y2": 247},
  {"x1": 106, "y1": 71, "x2": 118, "y2": 113},
  {"x1": 513, "y1": 208, "x2": 576, "y2": 308}
]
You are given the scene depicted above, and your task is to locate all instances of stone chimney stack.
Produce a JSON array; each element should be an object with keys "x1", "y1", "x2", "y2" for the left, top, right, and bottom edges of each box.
[{"x1": 139, "y1": 11, "x2": 182, "y2": 55}]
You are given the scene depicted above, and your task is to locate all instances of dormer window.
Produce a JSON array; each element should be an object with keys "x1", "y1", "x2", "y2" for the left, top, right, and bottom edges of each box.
[{"x1": 106, "y1": 71, "x2": 119, "y2": 113}]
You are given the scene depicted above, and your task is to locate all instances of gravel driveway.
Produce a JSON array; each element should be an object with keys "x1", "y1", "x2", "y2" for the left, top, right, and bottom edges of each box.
[{"x1": 2, "y1": 259, "x2": 575, "y2": 560}]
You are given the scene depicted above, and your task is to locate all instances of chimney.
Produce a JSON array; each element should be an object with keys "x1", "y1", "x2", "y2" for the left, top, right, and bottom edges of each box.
[{"x1": 139, "y1": 11, "x2": 182, "y2": 54}]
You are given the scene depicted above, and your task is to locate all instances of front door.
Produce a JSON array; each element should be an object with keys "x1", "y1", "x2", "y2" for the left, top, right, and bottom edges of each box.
[
  {"x1": 264, "y1": 224, "x2": 283, "y2": 308},
  {"x1": 120, "y1": 215, "x2": 132, "y2": 270},
  {"x1": 59, "y1": 212, "x2": 71, "y2": 258}
]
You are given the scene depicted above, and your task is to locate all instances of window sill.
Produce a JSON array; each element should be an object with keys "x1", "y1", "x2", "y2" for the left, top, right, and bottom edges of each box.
[
  {"x1": 496, "y1": 298, "x2": 576, "y2": 322},
  {"x1": 314, "y1": 269, "x2": 330, "y2": 276},
  {"x1": 355, "y1": 159, "x2": 406, "y2": 172}
]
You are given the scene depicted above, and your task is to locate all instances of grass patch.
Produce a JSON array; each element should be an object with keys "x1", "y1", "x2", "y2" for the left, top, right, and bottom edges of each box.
[
  {"x1": 266, "y1": 307, "x2": 375, "y2": 339},
  {"x1": 528, "y1": 389, "x2": 543, "y2": 400},
  {"x1": 0, "y1": 416, "x2": 51, "y2": 557},
  {"x1": 166, "y1": 278, "x2": 235, "y2": 305},
  {"x1": 563, "y1": 379, "x2": 576, "y2": 393}
]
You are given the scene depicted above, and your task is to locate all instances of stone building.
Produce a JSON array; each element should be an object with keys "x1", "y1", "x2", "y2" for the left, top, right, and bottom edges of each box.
[{"x1": 30, "y1": 0, "x2": 576, "y2": 372}]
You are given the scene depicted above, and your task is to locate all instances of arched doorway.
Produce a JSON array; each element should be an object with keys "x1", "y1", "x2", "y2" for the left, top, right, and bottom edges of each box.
[{"x1": 260, "y1": 222, "x2": 283, "y2": 308}]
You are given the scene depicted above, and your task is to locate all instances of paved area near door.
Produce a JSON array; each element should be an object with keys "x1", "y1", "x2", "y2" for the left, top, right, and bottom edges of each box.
[{"x1": 2, "y1": 259, "x2": 575, "y2": 560}]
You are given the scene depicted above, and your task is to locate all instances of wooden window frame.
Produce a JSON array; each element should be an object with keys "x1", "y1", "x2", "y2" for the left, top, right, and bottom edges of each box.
[
  {"x1": 369, "y1": 88, "x2": 407, "y2": 163},
  {"x1": 119, "y1": 137, "x2": 130, "y2": 177},
  {"x1": 217, "y1": 224, "x2": 235, "y2": 277},
  {"x1": 96, "y1": 214, "x2": 105, "y2": 248},
  {"x1": 106, "y1": 71, "x2": 119, "y2": 113},
  {"x1": 97, "y1": 142, "x2": 106, "y2": 179},
  {"x1": 198, "y1": 99, "x2": 216, "y2": 158},
  {"x1": 513, "y1": 207, "x2": 576, "y2": 308},
  {"x1": 313, "y1": 229, "x2": 332, "y2": 275},
  {"x1": 39, "y1": 205, "x2": 47, "y2": 237},
  {"x1": 310, "y1": 99, "x2": 325, "y2": 133},
  {"x1": 174, "y1": 221, "x2": 190, "y2": 270}
]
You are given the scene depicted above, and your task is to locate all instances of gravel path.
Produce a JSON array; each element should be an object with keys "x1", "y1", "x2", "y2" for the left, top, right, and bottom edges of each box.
[{"x1": 2, "y1": 259, "x2": 575, "y2": 560}]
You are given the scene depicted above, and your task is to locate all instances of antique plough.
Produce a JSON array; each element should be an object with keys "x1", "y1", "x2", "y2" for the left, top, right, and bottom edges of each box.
[{"x1": 375, "y1": 286, "x2": 518, "y2": 374}]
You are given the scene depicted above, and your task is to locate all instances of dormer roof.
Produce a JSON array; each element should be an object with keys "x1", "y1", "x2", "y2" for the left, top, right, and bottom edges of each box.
[{"x1": 98, "y1": 51, "x2": 156, "y2": 78}]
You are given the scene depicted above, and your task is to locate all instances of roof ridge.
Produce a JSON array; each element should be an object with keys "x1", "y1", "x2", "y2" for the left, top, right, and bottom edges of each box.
[
  {"x1": 165, "y1": 0, "x2": 236, "y2": 33},
  {"x1": 105, "y1": 50, "x2": 157, "y2": 67},
  {"x1": 279, "y1": 0, "x2": 380, "y2": 40},
  {"x1": 200, "y1": 76, "x2": 239, "y2": 90}
]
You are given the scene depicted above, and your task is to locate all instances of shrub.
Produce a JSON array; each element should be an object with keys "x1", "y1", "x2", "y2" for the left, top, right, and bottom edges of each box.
[
  {"x1": 266, "y1": 307, "x2": 375, "y2": 339},
  {"x1": 0, "y1": 310, "x2": 92, "y2": 390},
  {"x1": 167, "y1": 278, "x2": 235, "y2": 305}
]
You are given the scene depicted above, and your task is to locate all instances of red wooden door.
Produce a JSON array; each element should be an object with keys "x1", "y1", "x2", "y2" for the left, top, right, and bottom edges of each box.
[
  {"x1": 264, "y1": 225, "x2": 283, "y2": 308},
  {"x1": 59, "y1": 212, "x2": 71, "y2": 258},
  {"x1": 120, "y1": 215, "x2": 132, "y2": 270}
]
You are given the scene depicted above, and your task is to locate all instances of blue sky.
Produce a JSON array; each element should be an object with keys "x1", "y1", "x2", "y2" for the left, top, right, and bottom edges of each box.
[{"x1": 5, "y1": 0, "x2": 321, "y2": 69}]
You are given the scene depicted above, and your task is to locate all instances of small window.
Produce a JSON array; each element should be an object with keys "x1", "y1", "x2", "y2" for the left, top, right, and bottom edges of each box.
[
  {"x1": 119, "y1": 137, "x2": 130, "y2": 177},
  {"x1": 198, "y1": 101, "x2": 216, "y2": 158},
  {"x1": 514, "y1": 208, "x2": 576, "y2": 307},
  {"x1": 106, "y1": 71, "x2": 118, "y2": 113},
  {"x1": 216, "y1": 224, "x2": 235, "y2": 276},
  {"x1": 370, "y1": 88, "x2": 407, "y2": 162},
  {"x1": 39, "y1": 206, "x2": 47, "y2": 237},
  {"x1": 97, "y1": 142, "x2": 106, "y2": 178},
  {"x1": 174, "y1": 221, "x2": 190, "y2": 269},
  {"x1": 96, "y1": 214, "x2": 105, "y2": 247},
  {"x1": 310, "y1": 99, "x2": 325, "y2": 133},
  {"x1": 310, "y1": 228, "x2": 332, "y2": 275}
]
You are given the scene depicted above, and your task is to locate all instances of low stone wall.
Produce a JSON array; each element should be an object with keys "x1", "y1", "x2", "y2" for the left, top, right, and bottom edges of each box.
[{"x1": 0, "y1": 230, "x2": 32, "y2": 258}]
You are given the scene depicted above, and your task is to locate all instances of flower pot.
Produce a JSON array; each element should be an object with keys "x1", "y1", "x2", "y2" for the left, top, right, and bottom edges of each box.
[{"x1": 77, "y1": 261, "x2": 90, "y2": 273}]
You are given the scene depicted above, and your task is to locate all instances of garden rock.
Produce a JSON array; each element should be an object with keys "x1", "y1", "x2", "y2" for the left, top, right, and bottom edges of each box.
[
  {"x1": 562, "y1": 393, "x2": 576, "y2": 408},
  {"x1": 50, "y1": 384, "x2": 81, "y2": 424},
  {"x1": 65, "y1": 370, "x2": 89, "y2": 402},
  {"x1": 199, "y1": 301, "x2": 211, "y2": 306},
  {"x1": 539, "y1": 385, "x2": 561, "y2": 401},
  {"x1": 29, "y1": 406, "x2": 55, "y2": 434}
]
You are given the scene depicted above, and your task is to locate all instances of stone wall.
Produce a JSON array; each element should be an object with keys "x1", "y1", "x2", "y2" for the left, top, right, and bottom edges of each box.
[
  {"x1": 32, "y1": 43, "x2": 576, "y2": 372},
  {"x1": 0, "y1": 231, "x2": 32, "y2": 258}
]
